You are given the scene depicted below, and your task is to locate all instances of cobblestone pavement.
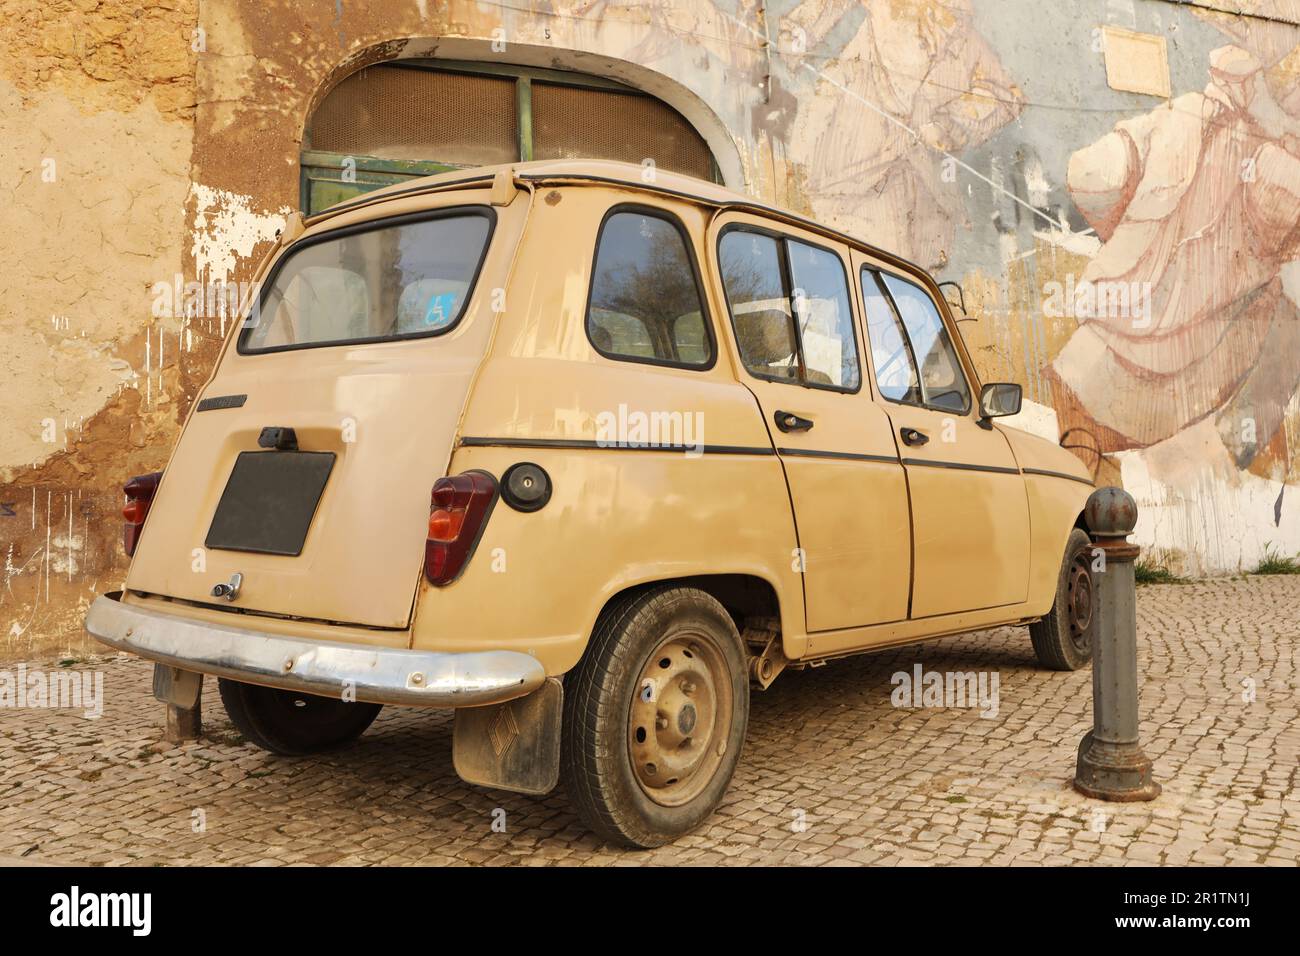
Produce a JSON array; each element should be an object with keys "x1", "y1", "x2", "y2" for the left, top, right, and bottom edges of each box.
[{"x1": 1, "y1": 578, "x2": 1295, "y2": 866}]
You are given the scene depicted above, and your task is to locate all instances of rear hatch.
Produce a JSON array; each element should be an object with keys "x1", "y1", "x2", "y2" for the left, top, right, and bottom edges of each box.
[{"x1": 126, "y1": 191, "x2": 523, "y2": 629}]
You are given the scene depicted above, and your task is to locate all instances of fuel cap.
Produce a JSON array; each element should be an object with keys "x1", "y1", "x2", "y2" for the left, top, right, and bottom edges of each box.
[{"x1": 501, "y1": 462, "x2": 552, "y2": 512}]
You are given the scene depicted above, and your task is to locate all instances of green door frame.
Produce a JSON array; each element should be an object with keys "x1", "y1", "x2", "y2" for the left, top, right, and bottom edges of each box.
[{"x1": 300, "y1": 150, "x2": 461, "y2": 215}]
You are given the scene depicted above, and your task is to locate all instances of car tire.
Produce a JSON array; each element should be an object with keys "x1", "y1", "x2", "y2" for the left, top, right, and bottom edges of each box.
[
  {"x1": 217, "y1": 678, "x2": 382, "y2": 756},
  {"x1": 561, "y1": 586, "x2": 750, "y2": 848},
  {"x1": 1029, "y1": 527, "x2": 1096, "y2": 671}
]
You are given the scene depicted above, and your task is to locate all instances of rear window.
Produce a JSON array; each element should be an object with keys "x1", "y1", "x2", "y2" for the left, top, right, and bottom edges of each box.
[{"x1": 240, "y1": 209, "x2": 494, "y2": 353}]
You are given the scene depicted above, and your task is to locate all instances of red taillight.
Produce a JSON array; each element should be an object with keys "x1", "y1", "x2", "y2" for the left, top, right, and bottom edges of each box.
[
  {"x1": 122, "y1": 471, "x2": 162, "y2": 557},
  {"x1": 424, "y1": 471, "x2": 497, "y2": 586},
  {"x1": 428, "y1": 509, "x2": 465, "y2": 541}
]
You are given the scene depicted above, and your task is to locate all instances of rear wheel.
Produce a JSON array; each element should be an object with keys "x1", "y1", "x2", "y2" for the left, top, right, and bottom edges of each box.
[
  {"x1": 218, "y1": 678, "x2": 382, "y2": 755},
  {"x1": 1029, "y1": 527, "x2": 1095, "y2": 671},
  {"x1": 561, "y1": 586, "x2": 749, "y2": 848}
]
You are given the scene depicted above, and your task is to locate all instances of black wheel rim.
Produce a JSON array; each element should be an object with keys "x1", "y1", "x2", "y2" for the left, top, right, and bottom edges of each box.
[{"x1": 1066, "y1": 553, "x2": 1093, "y2": 654}]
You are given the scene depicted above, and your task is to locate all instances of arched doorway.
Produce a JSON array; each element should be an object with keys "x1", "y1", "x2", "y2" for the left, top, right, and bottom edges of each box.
[{"x1": 301, "y1": 59, "x2": 721, "y2": 214}]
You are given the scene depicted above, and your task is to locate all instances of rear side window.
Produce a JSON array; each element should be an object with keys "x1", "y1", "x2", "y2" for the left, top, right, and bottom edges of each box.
[
  {"x1": 718, "y1": 228, "x2": 860, "y2": 391},
  {"x1": 586, "y1": 209, "x2": 714, "y2": 368},
  {"x1": 240, "y1": 209, "x2": 493, "y2": 353}
]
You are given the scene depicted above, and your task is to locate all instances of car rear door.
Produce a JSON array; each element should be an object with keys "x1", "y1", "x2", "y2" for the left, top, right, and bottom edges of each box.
[
  {"x1": 854, "y1": 253, "x2": 1031, "y2": 618},
  {"x1": 125, "y1": 189, "x2": 527, "y2": 630},
  {"x1": 710, "y1": 213, "x2": 911, "y2": 632}
]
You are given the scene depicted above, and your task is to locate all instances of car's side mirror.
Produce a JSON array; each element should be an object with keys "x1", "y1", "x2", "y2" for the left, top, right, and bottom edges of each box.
[{"x1": 978, "y1": 382, "x2": 1022, "y2": 425}]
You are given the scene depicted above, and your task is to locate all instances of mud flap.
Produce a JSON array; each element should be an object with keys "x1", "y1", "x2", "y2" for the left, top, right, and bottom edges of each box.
[
  {"x1": 152, "y1": 664, "x2": 202, "y2": 708},
  {"x1": 453, "y1": 677, "x2": 562, "y2": 795},
  {"x1": 153, "y1": 664, "x2": 203, "y2": 742}
]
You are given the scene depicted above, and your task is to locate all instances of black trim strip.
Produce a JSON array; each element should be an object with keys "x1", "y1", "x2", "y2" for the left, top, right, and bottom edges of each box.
[
  {"x1": 901, "y1": 457, "x2": 1021, "y2": 476},
  {"x1": 461, "y1": 441, "x2": 1075, "y2": 481},
  {"x1": 461, "y1": 436, "x2": 912, "y2": 464},
  {"x1": 458, "y1": 437, "x2": 774, "y2": 456},
  {"x1": 196, "y1": 394, "x2": 247, "y2": 412},
  {"x1": 776, "y1": 447, "x2": 897, "y2": 464},
  {"x1": 1022, "y1": 467, "x2": 1095, "y2": 487}
]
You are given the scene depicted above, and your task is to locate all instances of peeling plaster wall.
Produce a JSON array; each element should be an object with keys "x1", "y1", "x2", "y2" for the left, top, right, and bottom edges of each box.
[
  {"x1": 1, "y1": 1, "x2": 198, "y2": 656},
  {"x1": 2, "y1": 0, "x2": 1297, "y2": 657},
  {"x1": 0, "y1": 78, "x2": 191, "y2": 469}
]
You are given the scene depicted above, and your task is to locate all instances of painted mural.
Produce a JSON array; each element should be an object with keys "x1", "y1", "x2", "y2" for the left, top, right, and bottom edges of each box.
[
  {"x1": 773, "y1": 0, "x2": 1300, "y2": 574},
  {"x1": 1047, "y1": 13, "x2": 1300, "y2": 572},
  {"x1": 1052, "y1": 41, "x2": 1300, "y2": 463},
  {"x1": 786, "y1": 0, "x2": 1025, "y2": 270}
]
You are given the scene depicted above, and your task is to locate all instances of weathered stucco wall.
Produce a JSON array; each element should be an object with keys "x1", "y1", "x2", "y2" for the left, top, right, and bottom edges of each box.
[
  {"x1": 1, "y1": 0, "x2": 198, "y2": 656},
  {"x1": 3, "y1": 0, "x2": 1298, "y2": 656}
]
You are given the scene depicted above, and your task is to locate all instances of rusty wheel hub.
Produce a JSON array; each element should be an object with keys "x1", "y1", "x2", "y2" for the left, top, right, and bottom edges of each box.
[
  {"x1": 1067, "y1": 554, "x2": 1094, "y2": 653},
  {"x1": 628, "y1": 633, "x2": 732, "y2": 807}
]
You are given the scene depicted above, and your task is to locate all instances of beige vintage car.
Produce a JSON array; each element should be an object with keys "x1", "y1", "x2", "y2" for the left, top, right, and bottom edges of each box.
[{"x1": 87, "y1": 159, "x2": 1095, "y2": 847}]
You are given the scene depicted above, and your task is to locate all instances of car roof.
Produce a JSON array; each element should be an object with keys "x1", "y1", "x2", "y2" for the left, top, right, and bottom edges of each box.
[{"x1": 305, "y1": 158, "x2": 934, "y2": 287}]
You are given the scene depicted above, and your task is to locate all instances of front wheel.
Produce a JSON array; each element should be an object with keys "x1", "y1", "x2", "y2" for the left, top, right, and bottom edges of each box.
[
  {"x1": 561, "y1": 586, "x2": 750, "y2": 848},
  {"x1": 218, "y1": 678, "x2": 382, "y2": 756},
  {"x1": 1029, "y1": 527, "x2": 1095, "y2": 671}
]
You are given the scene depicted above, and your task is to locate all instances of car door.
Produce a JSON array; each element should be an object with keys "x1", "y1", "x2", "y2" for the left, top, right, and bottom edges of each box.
[
  {"x1": 854, "y1": 255, "x2": 1031, "y2": 618},
  {"x1": 711, "y1": 214, "x2": 911, "y2": 631}
]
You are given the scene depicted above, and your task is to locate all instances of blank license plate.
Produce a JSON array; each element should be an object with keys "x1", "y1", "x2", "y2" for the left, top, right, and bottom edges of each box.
[{"x1": 205, "y1": 451, "x2": 335, "y2": 556}]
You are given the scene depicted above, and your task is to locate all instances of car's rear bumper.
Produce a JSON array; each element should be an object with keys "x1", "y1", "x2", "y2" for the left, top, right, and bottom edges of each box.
[{"x1": 85, "y1": 592, "x2": 546, "y2": 708}]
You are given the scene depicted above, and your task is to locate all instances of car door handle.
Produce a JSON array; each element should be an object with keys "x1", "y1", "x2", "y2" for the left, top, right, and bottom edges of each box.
[
  {"x1": 900, "y1": 427, "x2": 929, "y2": 447},
  {"x1": 774, "y1": 410, "x2": 814, "y2": 433}
]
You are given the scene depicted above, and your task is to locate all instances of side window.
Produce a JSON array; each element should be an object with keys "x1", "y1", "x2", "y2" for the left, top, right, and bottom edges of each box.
[
  {"x1": 788, "y1": 240, "x2": 860, "y2": 390},
  {"x1": 718, "y1": 231, "x2": 798, "y2": 381},
  {"x1": 718, "y1": 228, "x2": 860, "y2": 391},
  {"x1": 587, "y1": 210, "x2": 713, "y2": 367},
  {"x1": 878, "y1": 274, "x2": 971, "y2": 413},
  {"x1": 861, "y1": 270, "x2": 921, "y2": 404},
  {"x1": 861, "y1": 269, "x2": 972, "y2": 413}
]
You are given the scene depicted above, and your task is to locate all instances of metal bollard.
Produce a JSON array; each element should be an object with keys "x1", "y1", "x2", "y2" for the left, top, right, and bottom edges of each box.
[{"x1": 1073, "y1": 487, "x2": 1160, "y2": 801}]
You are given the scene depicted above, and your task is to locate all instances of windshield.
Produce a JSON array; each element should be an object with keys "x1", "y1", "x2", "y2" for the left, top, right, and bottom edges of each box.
[{"x1": 240, "y1": 208, "x2": 494, "y2": 353}]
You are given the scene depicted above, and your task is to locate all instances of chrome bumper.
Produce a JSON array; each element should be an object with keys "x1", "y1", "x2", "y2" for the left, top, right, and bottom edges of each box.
[{"x1": 85, "y1": 593, "x2": 546, "y2": 708}]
